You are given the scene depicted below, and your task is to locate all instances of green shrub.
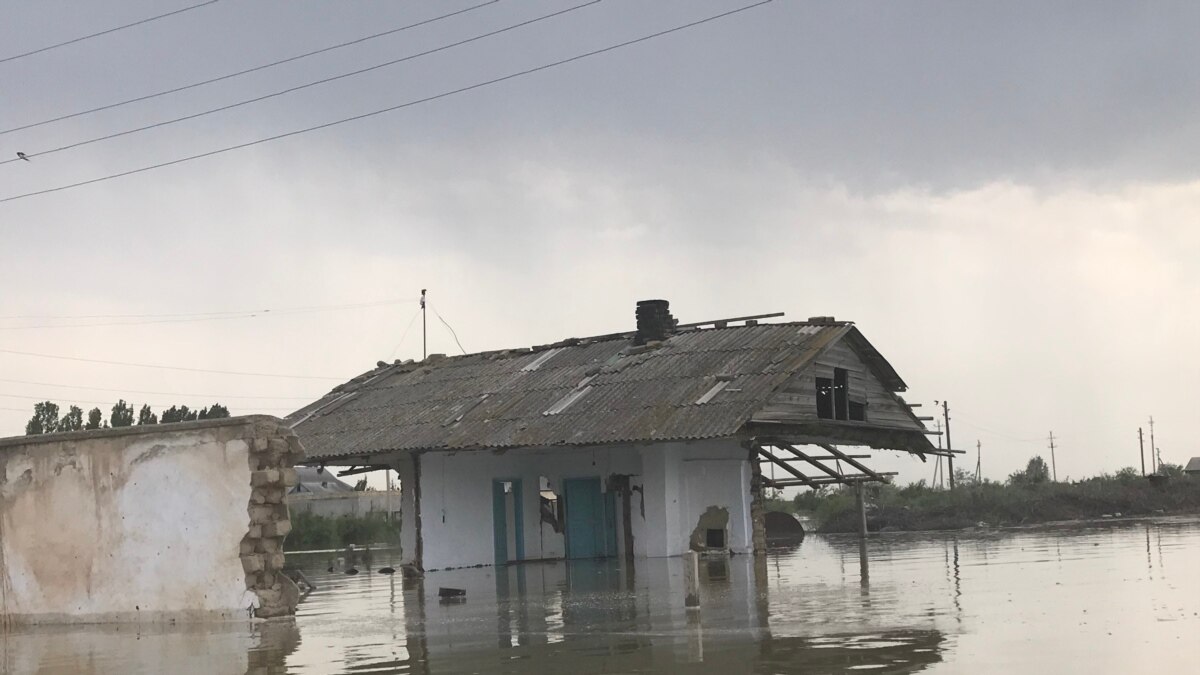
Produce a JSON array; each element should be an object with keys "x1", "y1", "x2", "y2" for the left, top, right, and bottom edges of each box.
[{"x1": 287, "y1": 511, "x2": 400, "y2": 551}]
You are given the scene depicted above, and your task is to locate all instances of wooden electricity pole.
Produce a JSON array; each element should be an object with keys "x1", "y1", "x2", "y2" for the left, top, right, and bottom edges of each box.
[
  {"x1": 941, "y1": 401, "x2": 955, "y2": 490},
  {"x1": 975, "y1": 440, "x2": 982, "y2": 483},
  {"x1": 1138, "y1": 427, "x2": 1146, "y2": 476},
  {"x1": 1148, "y1": 416, "x2": 1157, "y2": 473},
  {"x1": 1048, "y1": 431, "x2": 1058, "y2": 482}
]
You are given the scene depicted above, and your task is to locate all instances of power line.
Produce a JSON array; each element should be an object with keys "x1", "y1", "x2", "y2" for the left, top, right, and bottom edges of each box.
[
  {"x1": 0, "y1": 1, "x2": 497, "y2": 136},
  {"x1": 0, "y1": 392, "x2": 294, "y2": 411},
  {"x1": 0, "y1": 377, "x2": 315, "y2": 400},
  {"x1": 0, "y1": 0, "x2": 774, "y2": 203},
  {"x1": 0, "y1": 347, "x2": 346, "y2": 380},
  {"x1": 0, "y1": 0, "x2": 602, "y2": 166},
  {"x1": 389, "y1": 306, "x2": 423, "y2": 359},
  {"x1": 0, "y1": 297, "x2": 410, "y2": 322},
  {"x1": 430, "y1": 304, "x2": 467, "y2": 355},
  {"x1": 0, "y1": 299, "x2": 411, "y2": 330},
  {"x1": 0, "y1": 1, "x2": 222, "y2": 65}
]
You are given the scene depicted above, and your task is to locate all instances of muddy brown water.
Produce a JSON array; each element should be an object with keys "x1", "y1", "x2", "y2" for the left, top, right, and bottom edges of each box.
[{"x1": 2, "y1": 516, "x2": 1197, "y2": 674}]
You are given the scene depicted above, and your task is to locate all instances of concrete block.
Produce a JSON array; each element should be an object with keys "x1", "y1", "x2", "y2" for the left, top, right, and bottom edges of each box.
[
  {"x1": 268, "y1": 439, "x2": 288, "y2": 455},
  {"x1": 263, "y1": 520, "x2": 292, "y2": 538},
  {"x1": 249, "y1": 504, "x2": 276, "y2": 524},
  {"x1": 258, "y1": 538, "x2": 280, "y2": 553},
  {"x1": 247, "y1": 524, "x2": 263, "y2": 539},
  {"x1": 253, "y1": 438, "x2": 269, "y2": 452},
  {"x1": 241, "y1": 554, "x2": 265, "y2": 574},
  {"x1": 285, "y1": 435, "x2": 305, "y2": 458},
  {"x1": 256, "y1": 588, "x2": 282, "y2": 605},
  {"x1": 240, "y1": 539, "x2": 257, "y2": 556},
  {"x1": 251, "y1": 470, "x2": 280, "y2": 487},
  {"x1": 265, "y1": 552, "x2": 286, "y2": 571},
  {"x1": 279, "y1": 468, "x2": 299, "y2": 488},
  {"x1": 250, "y1": 487, "x2": 268, "y2": 504}
]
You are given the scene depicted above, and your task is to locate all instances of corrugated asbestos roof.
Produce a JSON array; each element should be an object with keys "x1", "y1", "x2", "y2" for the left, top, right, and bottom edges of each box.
[{"x1": 290, "y1": 321, "x2": 864, "y2": 461}]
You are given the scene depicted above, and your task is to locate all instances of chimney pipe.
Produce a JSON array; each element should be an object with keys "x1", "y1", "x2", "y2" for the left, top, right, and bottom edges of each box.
[{"x1": 635, "y1": 299, "x2": 676, "y2": 345}]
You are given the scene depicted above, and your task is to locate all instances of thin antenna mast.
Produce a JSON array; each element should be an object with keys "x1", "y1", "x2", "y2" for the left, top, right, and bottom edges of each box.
[{"x1": 420, "y1": 289, "x2": 427, "y2": 360}]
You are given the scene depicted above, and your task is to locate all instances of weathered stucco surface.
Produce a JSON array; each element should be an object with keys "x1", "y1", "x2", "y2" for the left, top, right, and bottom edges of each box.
[{"x1": 0, "y1": 416, "x2": 303, "y2": 625}]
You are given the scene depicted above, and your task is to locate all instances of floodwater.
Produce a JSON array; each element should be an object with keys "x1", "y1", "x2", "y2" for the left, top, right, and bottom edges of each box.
[{"x1": 3, "y1": 517, "x2": 1198, "y2": 674}]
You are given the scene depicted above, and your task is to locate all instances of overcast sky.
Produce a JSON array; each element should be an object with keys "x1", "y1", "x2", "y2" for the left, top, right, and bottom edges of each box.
[{"x1": 1, "y1": 0, "x2": 1197, "y2": 486}]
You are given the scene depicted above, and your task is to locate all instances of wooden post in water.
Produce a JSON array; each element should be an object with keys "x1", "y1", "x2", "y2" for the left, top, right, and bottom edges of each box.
[
  {"x1": 856, "y1": 480, "x2": 870, "y2": 585},
  {"x1": 684, "y1": 550, "x2": 701, "y2": 610},
  {"x1": 855, "y1": 481, "x2": 868, "y2": 539}
]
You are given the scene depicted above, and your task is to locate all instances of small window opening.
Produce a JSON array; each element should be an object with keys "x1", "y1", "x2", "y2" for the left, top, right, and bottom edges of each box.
[
  {"x1": 849, "y1": 399, "x2": 867, "y2": 422},
  {"x1": 705, "y1": 528, "x2": 726, "y2": 549},
  {"x1": 539, "y1": 476, "x2": 562, "y2": 533},
  {"x1": 816, "y1": 377, "x2": 834, "y2": 419}
]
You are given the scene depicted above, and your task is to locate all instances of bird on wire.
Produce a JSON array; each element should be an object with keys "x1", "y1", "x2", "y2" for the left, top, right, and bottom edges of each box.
[{"x1": 16, "y1": 152, "x2": 29, "y2": 161}]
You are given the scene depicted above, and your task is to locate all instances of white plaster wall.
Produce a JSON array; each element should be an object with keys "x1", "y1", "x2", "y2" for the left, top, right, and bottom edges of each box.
[
  {"x1": 418, "y1": 446, "x2": 644, "y2": 569},
  {"x1": 0, "y1": 424, "x2": 260, "y2": 623},
  {"x1": 415, "y1": 439, "x2": 754, "y2": 569},
  {"x1": 680, "y1": 445, "x2": 755, "y2": 553}
]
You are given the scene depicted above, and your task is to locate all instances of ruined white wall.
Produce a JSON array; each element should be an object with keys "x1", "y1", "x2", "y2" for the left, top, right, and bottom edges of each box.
[
  {"x1": 413, "y1": 438, "x2": 753, "y2": 570},
  {"x1": 0, "y1": 417, "x2": 300, "y2": 625}
]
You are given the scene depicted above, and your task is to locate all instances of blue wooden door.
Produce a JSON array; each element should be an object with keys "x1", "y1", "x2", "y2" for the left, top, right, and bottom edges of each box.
[{"x1": 564, "y1": 478, "x2": 615, "y2": 559}]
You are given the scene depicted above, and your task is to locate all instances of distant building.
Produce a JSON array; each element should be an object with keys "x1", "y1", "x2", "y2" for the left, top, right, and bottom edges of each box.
[
  {"x1": 286, "y1": 465, "x2": 400, "y2": 519},
  {"x1": 290, "y1": 299, "x2": 944, "y2": 571},
  {"x1": 289, "y1": 465, "x2": 354, "y2": 495},
  {"x1": 1184, "y1": 457, "x2": 1200, "y2": 475}
]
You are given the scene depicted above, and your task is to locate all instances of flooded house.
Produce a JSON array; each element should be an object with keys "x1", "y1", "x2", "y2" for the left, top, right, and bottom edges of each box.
[{"x1": 289, "y1": 300, "x2": 942, "y2": 571}]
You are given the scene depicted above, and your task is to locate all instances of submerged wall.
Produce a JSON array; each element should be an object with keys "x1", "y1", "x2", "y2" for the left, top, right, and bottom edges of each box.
[
  {"x1": 0, "y1": 416, "x2": 304, "y2": 625},
  {"x1": 408, "y1": 439, "x2": 754, "y2": 570}
]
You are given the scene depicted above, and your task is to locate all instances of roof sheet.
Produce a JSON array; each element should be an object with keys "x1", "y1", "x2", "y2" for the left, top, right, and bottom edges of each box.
[{"x1": 291, "y1": 321, "x2": 877, "y2": 460}]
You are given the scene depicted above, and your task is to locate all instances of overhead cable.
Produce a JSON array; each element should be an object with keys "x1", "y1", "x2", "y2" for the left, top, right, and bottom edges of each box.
[
  {"x1": 0, "y1": 347, "x2": 346, "y2": 380},
  {"x1": 0, "y1": 0, "x2": 601, "y2": 166},
  {"x1": 0, "y1": 0, "x2": 773, "y2": 203},
  {"x1": 0, "y1": 1, "x2": 498, "y2": 136},
  {"x1": 0, "y1": 297, "x2": 411, "y2": 322},
  {"x1": 0, "y1": 0, "x2": 222, "y2": 65},
  {"x1": 0, "y1": 299, "x2": 411, "y2": 330},
  {"x1": 0, "y1": 391, "x2": 294, "y2": 411},
  {"x1": 0, "y1": 377, "x2": 315, "y2": 400},
  {"x1": 430, "y1": 304, "x2": 467, "y2": 355}
]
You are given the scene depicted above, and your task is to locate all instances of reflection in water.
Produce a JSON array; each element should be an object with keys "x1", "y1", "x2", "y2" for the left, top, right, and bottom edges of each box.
[
  {"x1": 0, "y1": 619, "x2": 300, "y2": 675},
  {"x1": 5, "y1": 516, "x2": 1200, "y2": 673}
]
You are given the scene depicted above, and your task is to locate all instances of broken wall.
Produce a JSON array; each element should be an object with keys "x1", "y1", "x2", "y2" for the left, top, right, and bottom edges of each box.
[{"x1": 0, "y1": 416, "x2": 303, "y2": 625}]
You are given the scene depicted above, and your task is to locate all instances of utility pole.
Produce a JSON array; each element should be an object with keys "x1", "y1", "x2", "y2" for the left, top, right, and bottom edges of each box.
[
  {"x1": 1138, "y1": 427, "x2": 1146, "y2": 476},
  {"x1": 975, "y1": 440, "x2": 982, "y2": 483},
  {"x1": 1048, "y1": 431, "x2": 1058, "y2": 482},
  {"x1": 1148, "y1": 416, "x2": 1157, "y2": 473},
  {"x1": 932, "y1": 418, "x2": 944, "y2": 489},
  {"x1": 420, "y1": 289, "x2": 428, "y2": 360},
  {"x1": 941, "y1": 401, "x2": 955, "y2": 490}
]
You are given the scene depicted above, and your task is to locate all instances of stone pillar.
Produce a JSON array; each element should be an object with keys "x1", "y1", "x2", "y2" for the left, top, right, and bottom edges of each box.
[{"x1": 748, "y1": 443, "x2": 767, "y2": 555}]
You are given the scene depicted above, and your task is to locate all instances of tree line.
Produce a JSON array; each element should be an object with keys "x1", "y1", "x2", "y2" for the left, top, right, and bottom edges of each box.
[{"x1": 24, "y1": 400, "x2": 230, "y2": 435}]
